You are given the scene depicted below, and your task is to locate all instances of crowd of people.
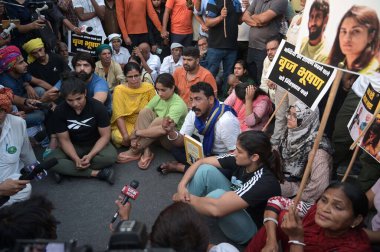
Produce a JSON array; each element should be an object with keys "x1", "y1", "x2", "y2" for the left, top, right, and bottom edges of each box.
[{"x1": 0, "y1": 0, "x2": 379, "y2": 251}]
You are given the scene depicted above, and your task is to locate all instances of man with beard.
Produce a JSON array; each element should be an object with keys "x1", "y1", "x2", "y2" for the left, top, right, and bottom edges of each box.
[
  {"x1": 52, "y1": 52, "x2": 112, "y2": 113},
  {"x1": 0, "y1": 46, "x2": 51, "y2": 128},
  {"x1": 158, "y1": 82, "x2": 240, "y2": 174},
  {"x1": 23, "y1": 38, "x2": 70, "y2": 88},
  {"x1": 173, "y1": 47, "x2": 216, "y2": 107},
  {"x1": 160, "y1": 43, "x2": 184, "y2": 75},
  {"x1": 299, "y1": 0, "x2": 329, "y2": 63}
]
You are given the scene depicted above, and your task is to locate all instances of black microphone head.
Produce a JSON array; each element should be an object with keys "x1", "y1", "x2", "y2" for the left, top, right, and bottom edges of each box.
[
  {"x1": 19, "y1": 158, "x2": 58, "y2": 180},
  {"x1": 37, "y1": 158, "x2": 58, "y2": 172},
  {"x1": 130, "y1": 180, "x2": 139, "y2": 189},
  {"x1": 86, "y1": 27, "x2": 93, "y2": 32}
]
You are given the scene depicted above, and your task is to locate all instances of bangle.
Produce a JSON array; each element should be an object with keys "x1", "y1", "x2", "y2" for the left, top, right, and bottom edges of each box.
[
  {"x1": 288, "y1": 240, "x2": 305, "y2": 246},
  {"x1": 23, "y1": 98, "x2": 29, "y2": 106},
  {"x1": 263, "y1": 217, "x2": 278, "y2": 226},
  {"x1": 167, "y1": 130, "x2": 179, "y2": 141}
]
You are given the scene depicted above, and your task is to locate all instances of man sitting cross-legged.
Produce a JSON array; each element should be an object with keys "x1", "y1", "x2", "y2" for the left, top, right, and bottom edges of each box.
[
  {"x1": 158, "y1": 82, "x2": 240, "y2": 174},
  {"x1": 46, "y1": 73, "x2": 117, "y2": 184}
]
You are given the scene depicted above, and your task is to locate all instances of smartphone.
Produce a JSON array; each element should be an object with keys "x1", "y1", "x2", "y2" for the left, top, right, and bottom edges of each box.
[{"x1": 35, "y1": 102, "x2": 51, "y2": 110}]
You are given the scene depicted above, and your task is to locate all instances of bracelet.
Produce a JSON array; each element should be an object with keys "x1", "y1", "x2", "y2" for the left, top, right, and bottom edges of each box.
[
  {"x1": 167, "y1": 130, "x2": 179, "y2": 141},
  {"x1": 288, "y1": 240, "x2": 305, "y2": 246},
  {"x1": 263, "y1": 217, "x2": 278, "y2": 226}
]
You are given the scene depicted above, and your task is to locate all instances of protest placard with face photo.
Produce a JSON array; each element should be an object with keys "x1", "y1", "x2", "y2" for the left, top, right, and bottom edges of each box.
[
  {"x1": 348, "y1": 83, "x2": 380, "y2": 163},
  {"x1": 295, "y1": 0, "x2": 380, "y2": 77}
]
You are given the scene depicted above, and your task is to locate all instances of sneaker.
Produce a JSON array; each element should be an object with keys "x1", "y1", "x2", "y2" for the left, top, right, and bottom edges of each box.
[
  {"x1": 42, "y1": 148, "x2": 52, "y2": 160},
  {"x1": 53, "y1": 172, "x2": 63, "y2": 184},
  {"x1": 96, "y1": 167, "x2": 115, "y2": 185}
]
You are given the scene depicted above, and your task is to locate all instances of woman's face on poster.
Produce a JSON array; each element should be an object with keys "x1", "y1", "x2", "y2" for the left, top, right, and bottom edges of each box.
[{"x1": 339, "y1": 17, "x2": 373, "y2": 60}]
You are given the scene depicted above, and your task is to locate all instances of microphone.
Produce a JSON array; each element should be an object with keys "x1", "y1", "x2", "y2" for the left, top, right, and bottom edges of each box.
[
  {"x1": 0, "y1": 23, "x2": 16, "y2": 40},
  {"x1": 80, "y1": 25, "x2": 93, "y2": 33},
  {"x1": 35, "y1": 4, "x2": 49, "y2": 16},
  {"x1": 111, "y1": 180, "x2": 139, "y2": 223},
  {"x1": 19, "y1": 158, "x2": 58, "y2": 180}
]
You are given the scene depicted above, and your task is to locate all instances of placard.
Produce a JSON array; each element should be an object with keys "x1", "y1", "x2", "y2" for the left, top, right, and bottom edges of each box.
[
  {"x1": 67, "y1": 31, "x2": 102, "y2": 56},
  {"x1": 348, "y1": 83, "x2": 380, "y2": 163},
  {"x1": 184, "y1": 135, "x2": 204, "y2": 165},
  {"x1": 295, "y1": 0, "x2": 380, "y2": 77},
  {"x1": 267, "y1": 40, "x2": 336, "y2": 110}
]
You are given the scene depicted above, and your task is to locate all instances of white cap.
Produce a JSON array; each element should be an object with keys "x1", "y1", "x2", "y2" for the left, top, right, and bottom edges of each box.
[
  {"x1": 208, "y1": 243, "x2": 240, "y2": 252},
  {"x1": 170, "y1": 42, "x2": 184, "y2": 50},
  {"x1": 108, "y1": 33, "x2": 122, "y2": 42}
]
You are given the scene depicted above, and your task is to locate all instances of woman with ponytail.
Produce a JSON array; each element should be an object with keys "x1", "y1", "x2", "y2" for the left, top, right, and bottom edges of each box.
[{"x1": 173, "y1": 131, "x2": 283, "y2": 244}]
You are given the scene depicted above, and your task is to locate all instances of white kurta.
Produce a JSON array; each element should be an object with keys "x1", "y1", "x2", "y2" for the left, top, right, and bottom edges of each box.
[{"x1": 0, "y1": 114, "x2": 37, "y2": 206}]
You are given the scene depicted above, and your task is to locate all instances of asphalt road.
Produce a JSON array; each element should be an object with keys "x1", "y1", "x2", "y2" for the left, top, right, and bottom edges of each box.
[{"x1": 31, "y1": 145, "x2": 242, "y2": 251}]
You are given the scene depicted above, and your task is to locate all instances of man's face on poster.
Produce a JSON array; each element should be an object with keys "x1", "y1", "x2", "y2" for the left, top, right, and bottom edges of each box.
[{"x1": 308, "y1": 8, "x2": 327, "y2": 41}]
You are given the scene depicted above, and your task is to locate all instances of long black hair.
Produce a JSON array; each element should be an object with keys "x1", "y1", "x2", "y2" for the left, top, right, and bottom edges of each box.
[
  {"x1": 235, "y1": 82, "x2": 269, "y2": 101},
  {"x1": 151, "y1": 202, "x2": 209, "y2": 251},
  {"x1": 324, "y1": 182, "x2": 368, "y2": 218},
  {"x1": 237, "y1": 131, "x2": 283, "y2": 182}
]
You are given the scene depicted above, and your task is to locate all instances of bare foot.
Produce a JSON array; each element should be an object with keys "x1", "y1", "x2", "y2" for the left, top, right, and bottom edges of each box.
[{"x1": 159, "y1": 161, "x2": 185, "y2": 174}]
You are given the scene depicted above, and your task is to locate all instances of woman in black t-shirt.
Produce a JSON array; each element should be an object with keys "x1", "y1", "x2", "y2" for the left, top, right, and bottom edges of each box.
[{"x1": 173, "y1": 131, "x2": 283, "y2": 244}]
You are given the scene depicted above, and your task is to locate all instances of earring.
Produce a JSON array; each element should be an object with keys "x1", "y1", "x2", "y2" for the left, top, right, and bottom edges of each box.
[{"x1": 351, "y1": 224, "x2": 355, "y2": 228}]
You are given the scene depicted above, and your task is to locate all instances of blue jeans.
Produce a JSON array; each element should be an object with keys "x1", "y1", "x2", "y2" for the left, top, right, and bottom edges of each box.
[
  {"x1": 247, "y1": 48, "x2": 267, "y2": 84},
  {"x1": 206, "y1": 48, "x2": 237, "y2": 96},
  {"x1": 24, "y1": 86, "x2": 46, "y2": 127},
  {"x1": 187, "y1": 164, "x2": 257, "y2": 244}
]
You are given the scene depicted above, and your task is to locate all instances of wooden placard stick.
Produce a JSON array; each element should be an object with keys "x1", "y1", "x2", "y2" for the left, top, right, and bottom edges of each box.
[
  {"x1": 224, "y1": 0, "x2": 227, "y2": 38},
  {"x1": 349, "y1": 102, "x2": 380, "y2": 150},
  {"x1": 262, "y1": 91, "x2": 288, "y2": 132},
  {"x1": 294, "y1": 70, "x2": 343, "y2": 205},
  {"x1": 341, "y1": 145, "x2": 360, "y2": 182}
]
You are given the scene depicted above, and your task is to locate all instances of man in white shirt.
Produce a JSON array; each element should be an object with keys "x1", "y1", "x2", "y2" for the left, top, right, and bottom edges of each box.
[
  {"x1": 73, "y1": 0, "x2": 107, "y2": 42},
  {"x1": 108, "y1": 33, "x2": 130, "y2": 70},
  {"x1": 134, "y1": 42, "x2": 161, "y2": 82},
  {"x1": 160, "y1": 43, "x2": 183, "y2": 75},
  {"x1": 159, "y1": 82, "x2": 240, "y2": 174},
  {"x1": 0, "y1": 87, "x2": 37, "y2": 207}
]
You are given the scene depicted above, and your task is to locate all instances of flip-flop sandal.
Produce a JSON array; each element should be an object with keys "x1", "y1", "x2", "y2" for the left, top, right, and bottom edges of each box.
[
  {"x1": 138, "y1": 153, "x2": 155, "y2": 170},
  {"x1": 156, "y1": 164, "x2": 167, "y2": 175},
  {"x1": 117, "y1": 151, "x2": 141, "y2": 163}
]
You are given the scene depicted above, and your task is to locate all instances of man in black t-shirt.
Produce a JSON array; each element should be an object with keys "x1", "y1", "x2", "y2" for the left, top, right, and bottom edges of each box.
[
  {"x1": 46, "y1": 73, "x2": 117, "y2": 184},
  {"x1": 205, "y1": 0, "x2": 242, "y2": 97},
  {"x1": 23, "y1": 38, "x2": 70, "y2": 86}
]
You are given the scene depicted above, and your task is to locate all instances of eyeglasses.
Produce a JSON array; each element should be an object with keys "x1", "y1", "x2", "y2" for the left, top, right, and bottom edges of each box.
[
  {"x1": 198, "y1": 43, "x2": 207, "y2": 46},
  {"x1": 126, "y1": 74, "x2": 140, "y2": 80},
  {"x1": 286, "y1": 112, "x2": 297, "y2": 120}
]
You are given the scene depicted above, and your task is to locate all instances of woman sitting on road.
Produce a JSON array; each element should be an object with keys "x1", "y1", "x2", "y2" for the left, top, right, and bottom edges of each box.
[
  {"x1": 111, "y1": 62, "x2": 156, "y2": 149},
  {"x1": 246, "y1": 182, "x2": 371, "y2": 252},
  {"x1": 173, "y1": 131, "x2": 283, "y2": 244},
  {"x1": 117, "y1": 73, "x2": 188, "y2": 169},
  {"x1": 278, "y1": 101, "x2": 333, "y2": 203},
  {"x1": 224, "y1": 82, "x2": 273, "y2": 131}
]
